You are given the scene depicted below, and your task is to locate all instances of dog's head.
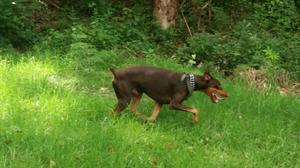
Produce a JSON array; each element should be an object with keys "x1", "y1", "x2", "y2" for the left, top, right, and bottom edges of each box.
[{"x1": 195, "y1": 69, "x2": 228, "y2": 103}]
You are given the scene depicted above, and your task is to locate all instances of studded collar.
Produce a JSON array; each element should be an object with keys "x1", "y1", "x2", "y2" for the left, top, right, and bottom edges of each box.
[{"x1": 180, "y1": 73, "x2": 195, "y2": 96}]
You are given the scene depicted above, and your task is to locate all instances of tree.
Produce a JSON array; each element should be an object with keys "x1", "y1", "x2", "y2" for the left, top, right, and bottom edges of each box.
[{"x1": 153, "y1": 0, "x2": 178, "y2": 29}]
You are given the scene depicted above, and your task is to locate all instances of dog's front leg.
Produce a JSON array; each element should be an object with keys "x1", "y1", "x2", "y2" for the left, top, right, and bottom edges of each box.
[{"x1": 169, "y1": 102, "x2": 199, "y2": 124}]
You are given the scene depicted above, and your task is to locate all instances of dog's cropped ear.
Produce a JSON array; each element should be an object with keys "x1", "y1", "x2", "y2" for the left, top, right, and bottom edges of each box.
[{"x1": 203, "y1": 67, "x2": 211, "y2": 81}]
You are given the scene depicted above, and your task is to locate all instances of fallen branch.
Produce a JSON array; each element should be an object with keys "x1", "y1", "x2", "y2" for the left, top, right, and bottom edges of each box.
[
  {"x1": 39, "y1": 0, "x2": 61, "y2": 10},
  {"x1": 201, "y1": 1, "x2": 210, "y2": 9},
  {"x1": 180, "y1": 9, "x2": 192, "y2": 37}
]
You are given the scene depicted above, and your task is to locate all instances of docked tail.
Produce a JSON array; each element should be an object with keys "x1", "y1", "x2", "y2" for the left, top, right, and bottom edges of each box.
[{"x1": 110, "y1": 68, "x2": 118, "y2": 79}]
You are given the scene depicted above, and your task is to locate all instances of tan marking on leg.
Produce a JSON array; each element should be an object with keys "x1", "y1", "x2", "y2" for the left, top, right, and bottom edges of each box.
[
  {"x1": 169, "y1": 103, "x2": 199, "y2": 124},
  {"x1": 146, "y1": 103, "x2": 161, "y2": 121},
  {"x1": 178, "y1": 108, "x2": 199, "y2": 124},
  {"x1": 130, "y1": 94, "x2": 142, "y2": 115},
  {"x1": 190, "y1": 108, "x2": 199, "y2": 124}
]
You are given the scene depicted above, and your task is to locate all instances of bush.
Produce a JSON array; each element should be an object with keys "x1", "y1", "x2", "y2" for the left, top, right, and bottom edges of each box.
[
  {"x1": 38, "y1": 1, "x2": 169, "y2": 56},
  {"x1": 71, "y1": 21, "x2": 120, "y2": 50},
  {"x1": 0, "y1": 0, "x2": 39, "y2": 49},
  {"x1": 252, "y1": 0, "x2": 300, "y2": 32},
  {"x1": 177, "y1": 30, "x2": 264, "y2": 73},
  {"x1": 177, "y1": 33, "x2": 222, "y2": 64},
  {"x1": 273, "y1": 34, "x2": 300, "y2": 79},
  {"x1": 211, "y1": 7, "x2": 230, "y2": 32},
  {"x1": 177, "y1": 20, "x2": 300, "y2": 79},
  {"x1": 68, "y1": 42, "x2": 122, "y2": 71},
  {"x1": 59, "y1": 0, "x2": 115, "y2": 16},
  {"x1": 36, "y1": 29, "x2": 72, "y2": 53}
]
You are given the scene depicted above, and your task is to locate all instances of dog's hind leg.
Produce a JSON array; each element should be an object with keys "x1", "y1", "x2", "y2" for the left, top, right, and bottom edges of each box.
[
  {"x1": 112, "y1": 80, "x2": 131, "y2": 114},
  {"x1": 113, "y1": 101, "x2": 128, "y2": 114},
  {"x1": 130, "y1": 90, "x2": 142, "y2": 115}
]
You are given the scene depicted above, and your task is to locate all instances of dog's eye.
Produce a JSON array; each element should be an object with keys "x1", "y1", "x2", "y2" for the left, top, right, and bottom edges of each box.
[{"x1": 214, "y1": 85, "x2": 220, "y2": 89}]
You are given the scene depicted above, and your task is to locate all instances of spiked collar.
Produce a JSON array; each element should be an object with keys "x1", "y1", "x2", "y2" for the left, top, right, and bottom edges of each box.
[{"x1": 181, "y1": 73, "x2": 195, "y2": 96}]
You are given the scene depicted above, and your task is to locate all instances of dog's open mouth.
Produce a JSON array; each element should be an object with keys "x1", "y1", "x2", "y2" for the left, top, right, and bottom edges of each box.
[
  {"x1": 207, "y1": 88, "x2": 228, "y2": 103},
  {"x1": 211, "y1": 92, "x2": 226, "y2": 103}
]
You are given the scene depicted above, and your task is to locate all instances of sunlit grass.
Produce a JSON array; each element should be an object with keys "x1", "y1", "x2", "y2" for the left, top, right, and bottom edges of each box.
[{"x1": 0, "y1": 53, "x2": 299, "y2": 167}]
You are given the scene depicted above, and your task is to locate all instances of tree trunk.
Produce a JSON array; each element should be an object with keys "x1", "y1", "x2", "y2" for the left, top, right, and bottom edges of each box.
[{"x1": 153, "y1": 0, "x2": 178, "y2": 29}]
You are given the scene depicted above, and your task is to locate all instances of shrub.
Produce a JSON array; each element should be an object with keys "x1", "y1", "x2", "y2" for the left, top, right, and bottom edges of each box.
[
  {"x1": 37, "y1": 29, "x2": 73, "y2": 53},
  {"x1": 176, "y1": 20, "x2": 300, "y2": 79},
  {"x1": 68, "y1": 43, "x2": 122, "y2": 71},
  {"x1": 71, "y1": 21, "x2": 120, "y2": 50},
  {"x1": 176, "y1": 30, "x2": 265, "y2": 73},
  {"x1": 59, "y1": 0, "x2": 115, "y2": 16},
  {"x1": 0, "y1": 0, "x2": 40, "y2": 49},
  {"x1": 177, "y1": 33, "x2": 222, "y2": 64},
  {"x1": 211, "y1": 7, "x2": 230, "y2": 32},
  {"x1": 253, "y1": 0, "x2": 300, "y2": 32},
  {"x1": 275, "y1": 34, "x2": 300, "y2": 79}
]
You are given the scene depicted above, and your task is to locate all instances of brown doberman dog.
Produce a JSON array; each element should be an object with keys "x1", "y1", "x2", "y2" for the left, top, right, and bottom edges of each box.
[{"x1": 110, "y1": 66, "x2": 228, "y2": 123}]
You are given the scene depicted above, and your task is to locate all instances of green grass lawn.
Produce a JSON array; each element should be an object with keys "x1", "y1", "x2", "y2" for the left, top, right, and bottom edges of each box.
[{"x1": 0, "y1": 52, "x2": 299, "y2": 168}]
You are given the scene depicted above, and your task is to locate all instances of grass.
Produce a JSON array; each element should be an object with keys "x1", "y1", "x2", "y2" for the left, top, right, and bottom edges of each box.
[{"x1": 0, "y1": 51, "x2": 299, "y2": 168}]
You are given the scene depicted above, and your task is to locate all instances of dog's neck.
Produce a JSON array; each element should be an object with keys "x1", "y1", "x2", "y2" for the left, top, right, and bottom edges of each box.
[{"x1": 194, "y1": 76, "x2": 210, "y2": 91}]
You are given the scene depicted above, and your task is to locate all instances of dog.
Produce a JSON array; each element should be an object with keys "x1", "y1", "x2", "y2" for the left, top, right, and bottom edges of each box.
[{"x1": 110, "y1": 66, "x2": 228, "y2": 123}]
